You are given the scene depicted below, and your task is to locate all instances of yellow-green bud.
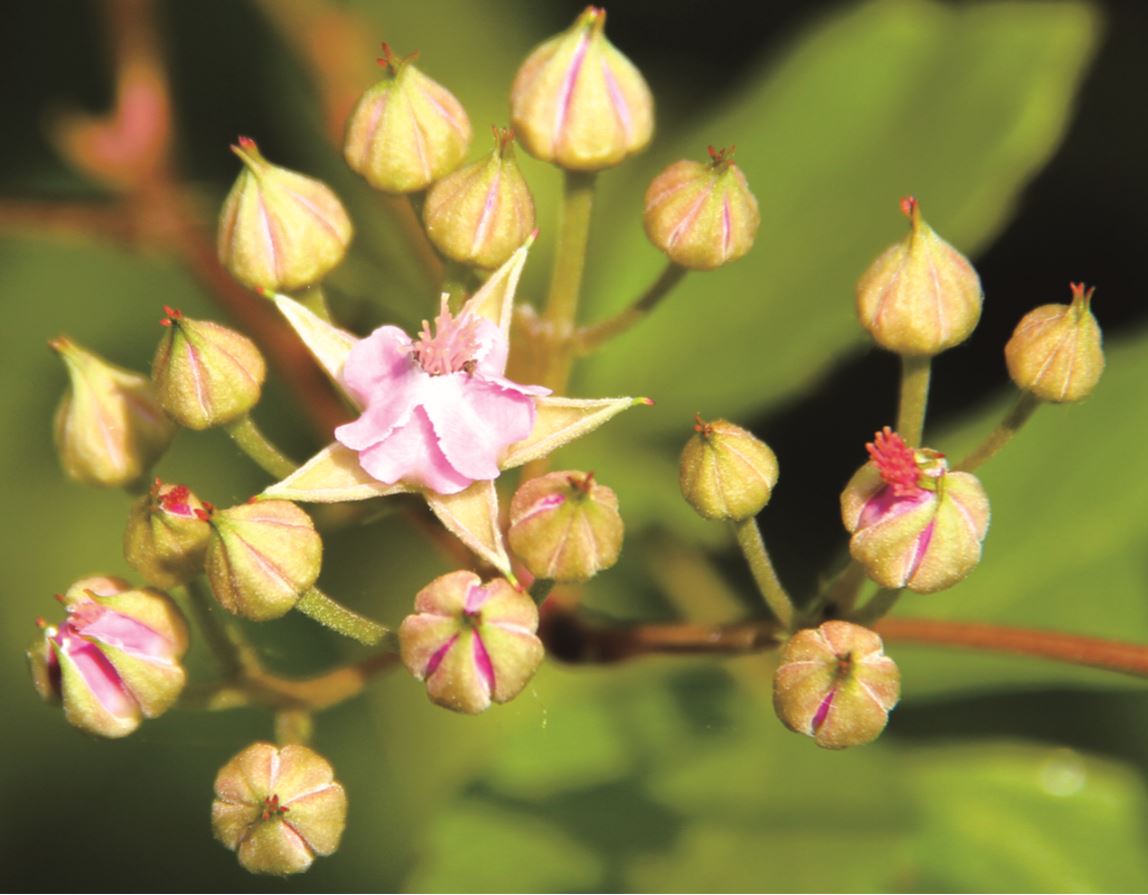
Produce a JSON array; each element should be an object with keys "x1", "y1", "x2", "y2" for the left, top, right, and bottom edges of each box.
[
  {"x1": 679, "y1": 417, "x2": 778, "y2": 522},
  {"x1": 644, "y1": 146, "x2": 760, "y2": 270},
  {"x1": 123, "y1": 480, "x2": 212, "y2": 587},
  {"x1": 856, "y1": 196, "x2": 982, "y2": 356},
  {"x1": 218, "y1": 137, "x2": 353, "y2": 292},
  {"x1": 50, "y1": 336, "x2": 175, "y2": 489},
  {"x1": 510, "y1": 6, "x2": 654, "y2": 171},
  {"x1": 1005, "y1": 282, "x2": 1104, "y2": 403}
]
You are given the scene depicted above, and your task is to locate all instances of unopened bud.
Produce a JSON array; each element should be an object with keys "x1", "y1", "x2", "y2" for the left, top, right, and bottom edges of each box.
[
  {"x1": 152, "y1": 307, "x2": 266, "y2": 430},
  {"x1": 205, "y1": 500, "x2": 322, "y2": 621},
  {"x1": 773, "y1": 621, "x2": 900, "y2": 749},
  {"x1": 212, "y1": 742, "x2": 347, "y2": 876},
  {"x1": 1005, "y1": 282, "x2": 1104, "y2": 403},
  {"x1": 644, "y1": 146, "x2": 759, "y2": 270},
  {"x1": 344, "y1": 44, "x2": 471, "y2": 194},
  {"x1": 50, "y1": 337, "x2": 175, "y2": 488},
  {"x1": 841, "y1": 428, "x2": 990, "y2": 594},
  {"x1": 510, "y1": 6, "x2": 654, "y2": 171},
  {"x1": 680, "y1": 417, "x2": 778, "y2": 522},
  {"x1": 218, "y1": 137, "x2": 353, "y2": 292},
  {"x1": 124, "y1": 480, "x2": 212, "y2": 587},
  {"x1": 508, "y1": 471, "x2": 622, "y2": 582},
  {"x1": 399, "y1": 570, "x2": 543, "y2": 714},
  {"x1": 28, "y1": 576, "x2": 188, "y2": 738},
  {"x1": 856, "y1": 196, "x2": 982, "y2": 356}
]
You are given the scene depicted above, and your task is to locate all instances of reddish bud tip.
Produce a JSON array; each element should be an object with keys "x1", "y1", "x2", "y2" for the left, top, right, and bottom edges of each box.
[
  {"x1": 1070, "y1": 281, "x2": 1096, "y2": 306},
  {"x1": 866, "y1": 427, "x2": 921, "y2": 497},
  {"x1": 899, "y1": 195, "x2": 918, "y2": 218},
  {"x1": 693, "y1": 413, "x2": 714, "y2": 436},
  {"x1": 236, "y1": 135, "x2": 256, "y2": 151}
]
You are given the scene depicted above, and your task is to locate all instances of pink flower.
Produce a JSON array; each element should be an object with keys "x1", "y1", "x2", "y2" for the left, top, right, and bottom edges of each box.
[{"x1": 334, "y1": 297, "x2": 549, "y2": 495}]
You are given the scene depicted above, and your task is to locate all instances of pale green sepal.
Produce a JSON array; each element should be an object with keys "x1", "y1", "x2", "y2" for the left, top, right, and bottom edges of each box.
[
  {"x1": 262, "y1": 442, "x2": 410, "y2": 503},
  {"x1": 462, "y1": 235, "x2": 535, "y2": 337},
  {"x1": 501, "y1": 395, "x2": 650, "y2": 470},
  {"x1": 268, "y1": 292, "x2": 360, "y2": 398},
  {"x1": 425, "y1": 480, "x2": 514, "y2": 579}
]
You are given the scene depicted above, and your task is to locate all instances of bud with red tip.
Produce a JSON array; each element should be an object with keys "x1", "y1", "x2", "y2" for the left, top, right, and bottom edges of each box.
[
  {"x1": 124, "y1": 480, "x2": 213, "y2": 587},
  {"x1": 1005, "y1": 282, "x2": 1104, "y2": 403},
  {"x1": 680, "y1": 417, "x2": 779, "y2": 522}
]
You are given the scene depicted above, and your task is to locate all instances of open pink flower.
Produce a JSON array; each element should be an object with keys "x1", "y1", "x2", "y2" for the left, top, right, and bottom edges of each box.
[{"x1": 335, "y1": 298, "x2": 549, "y2": 495}]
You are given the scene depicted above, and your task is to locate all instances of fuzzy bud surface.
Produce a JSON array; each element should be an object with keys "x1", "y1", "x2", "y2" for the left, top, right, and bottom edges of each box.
[
  {"x1": 1005, "y1": 282, "x2": 1104, "y2": 403},
  {"x1": 680, "y1": 417, "x2": 778, "y2": 522},
  {"x1": 124, "y1": 480, "x2": 212, "y2": 587}
]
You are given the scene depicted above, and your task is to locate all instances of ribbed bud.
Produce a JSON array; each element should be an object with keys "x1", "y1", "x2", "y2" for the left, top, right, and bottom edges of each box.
[
  {"x1": 1005, "y1": 282, "x2": 1104, "y2": 403},
  {"x1": 508, "y1": 471, "x2": 622, "y2": 583},
  {"x1": 205, "y1": 501, "x2": 322, "y2": 621},
  {"x1": 773, "y1": 621, "x2": 900, "y2": 749},
  {"x1": 399, "y1": 570, "x2": 543, "y2": 714},
  {"x1": 218, "y1": 137, "x2": 353, "y2": 292},
  {"x1": 423, "y1": 127, "x2": 536, "y2": 270},
  {"x1": 644, "y1": 146, "x2": 760, "y2": 270},
  {"x1": 510, "y1": 6, "x2": 654, "y2": 171},
  {"x1": 680, "y1": 417, "x2": 778, "y2": 522},
  {"x1": 841, "y1": 428, "x2": 990, "y2": 594},
  {"x1": 124, "y1": 480, "x2": 212, "y2": 587},
  {"x1": 856, "y1": 196, "x2": 982, "y2": 356},
  {"x1": 28, "y1": 575, "x2": 188, "y2": 738},
  {"x1": 212, "y1": 742, "x2": 347, "y2": 876},
  {"x1": 344, "y1": 44, "x2": 471, "y2": 194},
  {"x1": 50, "y1": 337, "x2": 175, "y2": 488},
  {"x1": 152, "y1": 307, "x2": 266, "y2": 430}
]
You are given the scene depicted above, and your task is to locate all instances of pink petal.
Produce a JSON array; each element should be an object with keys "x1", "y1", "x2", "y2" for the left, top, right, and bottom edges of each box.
[
  {"x1": 422, "y1": 376, "x2": 537, "y2": 480},
  {"x1": 57, "y1": 629, "x2": 136, "y2": 716},
  {"x1": 338, "y1": 326, "x2": 415, "y2": 407},
  {"x1": 73, "y1": 608, "x2": 174, "y2": 661},
  {"x1": 471, "y1": 318, "x2": 509, "y2": 377},
  {"x1": 356, "y1": 405, "x2": 473, "y2": 494},
  {"x1": 858, "y1": 486, "x2": 933, "y2": 530}
]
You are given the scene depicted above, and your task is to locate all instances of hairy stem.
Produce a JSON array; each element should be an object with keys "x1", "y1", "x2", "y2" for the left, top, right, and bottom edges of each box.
[
  {"x1": 225, "y1": 414, "x2": 299, "y2": 480},
  {"x1": 897, "y1": 354, "x2": 932, "y2": 446},
  {"x1": 733, "y1": 519, "x2": 794, "y2": 630},
  {"x1": 954, "y1": 391, "x2": 1042, "y2": 472},
  {"x1": 296, "y1": 587, "x2": 393, "y2": 647},
  {"x1": 576, "y1": 262, "x2": 688, "y2": 354}
]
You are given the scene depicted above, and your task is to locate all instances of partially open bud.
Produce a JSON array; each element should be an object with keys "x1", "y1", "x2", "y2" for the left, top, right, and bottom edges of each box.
[
  {"x1": 423, "y1": 127, "x2": 536, "y2": 270},
  {"x1": 212, "y1": 742, "x2": 347, "y2": 876},
  {"x1": 510, "y1": 6, "x2": 654, "y2": 171},
  {"x1": 680, "y1": 417, "x2": 778, "y2": 522},
  {"x1": 218, "y1": 137, "x2": 353, "y2": 292},
  {"x1": 399, "y1": 570, "x2": 543, "y2": 714},
  {"x1": 344, "y1": 44, "x2": 471, "y2": 194},
  {"x1": 856, "y1": 196, "x2": 982, "y2": 356},
  {"x1": 205, "y1": 500, "x2": 322, "y2": 621},
  {"x1": 773, "y1": 621, "x2": 900, "y2": 749},
  {"x1": 644, "y1": 146, "x2": 760, "y2": 270},
  {"x1": 841, "y1": 428, "x2": 990, "y2": 594},
  {"x1": 50, "y1": 337, "x2": 175, "y2": 488},
  {"x1": 152, "y1": 307, "x2": 266, "y2": 430},
  {"x1": 508, "y1": 471, "x2": 622, "y2": 583},
  {"x1": 1005, "y1": 282, "x2": 1104, "y2": 403},
  {"x1": 124, "y1": 480, "x2": 212, "y2": 587},
  {"x1": 28, "y1": 575, "x2": 189, "y2": 738}
]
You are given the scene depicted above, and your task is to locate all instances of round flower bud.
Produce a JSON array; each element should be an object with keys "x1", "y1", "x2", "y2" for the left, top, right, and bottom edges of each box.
[
  {"x1": 1005, "y1": 282, "x2": 1104, "y2": 403},
  {"x1": 151, "y1": 307, "x2": 266, "y2": 430},
  {"x1": 212, "y1": 742, "x2": 347, "y2": 876},
  {"x1": 28, "y1": 575, "x2": 189, "y2": 738},
  {"x1": 644, "y1": 146, "x2": 760, "y2": 270},
  {"x1": 205, "y1": 500, "x2": 322, "y2": 621},
  {"x1": 679, "y1": 417, "x2": 779, "y2": 522},
  {"x1": 218, "y1": 136, "x2": 353, "y2": 292},
  {"x1": 841, "y1": 427, "x2": 990, "y2": 594},
  {"x1": 508, "y1": 471, "x2": 623, "y2": 583},
  {"x1": 856, "y1": 196, "x2": 982, "y2": 356},
  {"x1": 124, "y1": 480, "x2": 212, "y2": 587},
  {"x1": 344, "y1": 44, "x2": 471, "y2": 194},
  {"x1": 399, "y1": 570, "x2": 544, "y2": 715},
  {"x1": 423, "y1": 127, "x2": 536, "y2": 270},
  {"x1": 50, "y1": 336, "x2": 175, "y2": 489},
  {"x1": 773, "y1": 620, "x2": 900, "y2": 749},
  {"x1": 510, "y1": 6, "x2": 654, "y2": 171}
]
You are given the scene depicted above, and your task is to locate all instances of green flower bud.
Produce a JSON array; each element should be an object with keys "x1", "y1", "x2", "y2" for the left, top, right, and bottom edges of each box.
[
  {"x1": 679, "y1": 417, "x2": 779, "y2": 522},
  {"x1": 205, "y1": 500, "x2": 322, "y2": 621},
  {"x1": 399, "y1": 571, "x2": 544, "y2": 714},
  {"x1": 773, "y1": 621, "x2": 901, "y2": 749},
  {"x1": 1005, "y1": 282, "x2": 1104, "y2": 403},
  {"x1": 508, "y1": 470, "x2": 623, "y2": 583},
  {"x1": 212, "y1": 742, "x2": 347, "y2": 876},
  {"x1": 123, "y1": 480, "x2": 212, "y2": 587},
  {"x1": 218, "y1": 136, "x2": 353, "y2": 292},
  {"x1": 344, "y1": 44, "x2": 471, "y2": 194},
  {"x1": 856, "y1": 196, "x2": 982, "y2": 356},
  {"x1": 423, "y1": 127, "x2": 536, "y2": 270},
  {"x1": 644, "y1": 146, "x2": 760, "y2": 270},
  {"x1": 151, "y1": 307, "x2": 266, "y2": 430},
  {"x1": 510, "y1": 6, "x2": 654, "y2": 171},
  {"x1": 50, "y1": 336, "x2": 175, "y2": 489}
]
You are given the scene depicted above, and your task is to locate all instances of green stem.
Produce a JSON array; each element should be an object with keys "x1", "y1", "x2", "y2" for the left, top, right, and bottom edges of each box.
[
  {"x1": 954, "y1": 392, "x2": 1042, "y2": 472},
  {"x1": 183, "y1": 579, "x2": 263, "y2": 679},
  {"x1": 733, "y1": 518, "x2": 794, "y2": 630},
  {"x1": 225, "y1": 414, "x2": 298, "y2": 479},
  {"x1": 274, "y1": 709, "x2": 314, "y2": 746},
  {"x1": 296, "y1": 586, "x2": 393, "y2": 647},
  {"x1": 811, "y1": 559, "x2": 870, "y2": 621},
  {"x1": 851, "y1": 588, "x2": 902, "y2": 626},
  {"x1": 575, "y1": 262, "x2": 688, "y2": 354},
  {"x1": 896, "y1": 355, "x2": 932, "y2": 446}
]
